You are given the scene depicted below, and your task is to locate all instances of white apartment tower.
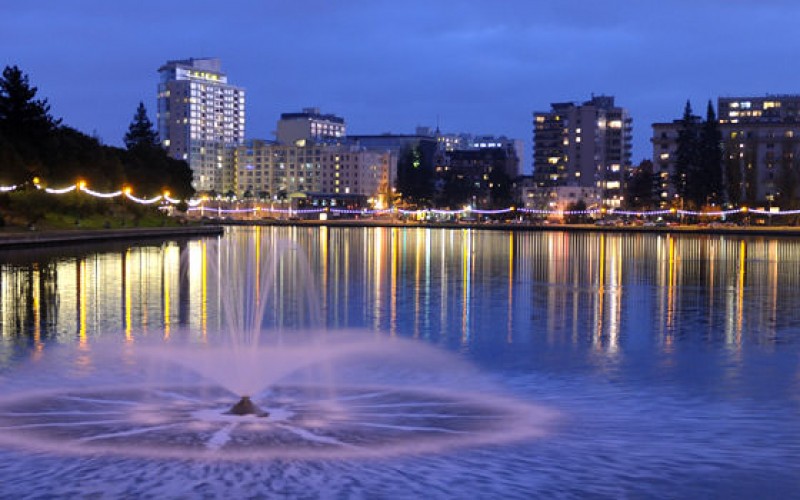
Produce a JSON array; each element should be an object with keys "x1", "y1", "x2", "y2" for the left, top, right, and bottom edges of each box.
[{"x1": 157, "y1": 58, "x2": 245, "y2": 193}]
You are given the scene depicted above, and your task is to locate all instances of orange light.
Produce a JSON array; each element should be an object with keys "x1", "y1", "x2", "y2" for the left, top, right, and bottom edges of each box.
[
  {"x1": 163, "y1": 190, "x2": 171, "y2": 198},
  {"x1": 741, "y1": 206, "x2": 749, "y2": 213},
  {"x1": 123, "y1": 186, "x2": 132, "y2": 195},
  {"x1": 77, "y1": 180, "x2": 86, "y2": 190}
]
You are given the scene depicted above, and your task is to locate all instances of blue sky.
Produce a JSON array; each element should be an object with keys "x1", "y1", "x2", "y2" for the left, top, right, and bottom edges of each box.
[{"x1": 4, "y1": 1, "x2": 800, "y2": 173}]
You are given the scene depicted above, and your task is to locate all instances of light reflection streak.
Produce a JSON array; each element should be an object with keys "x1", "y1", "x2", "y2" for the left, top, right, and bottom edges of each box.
[
  {"x1": 390, "y1": 227, "x2": 398, "y2": 336},
  {"x1": 507, "y1": 232, "x2": 513, "y2": 344},
  {"x1": 461, "y1": 229, "x2": 472, "y2": 346},
  {"x1": 162, "y1": 249, "x2": 171, "y2": 339},
  {"x1": 124, "y1": 250, "x2": 132, "y2": 342}
]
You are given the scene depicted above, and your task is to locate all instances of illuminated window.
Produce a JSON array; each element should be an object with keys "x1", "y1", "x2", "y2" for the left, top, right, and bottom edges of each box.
[
  {"x1": 660, "y1": 153, "x2": 669, "y2": 160},
  {"x1": 608, "y1": 120, "x2": 622, "y2": 129}
]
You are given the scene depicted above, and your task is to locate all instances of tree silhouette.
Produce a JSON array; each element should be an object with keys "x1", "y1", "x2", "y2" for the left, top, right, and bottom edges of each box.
[
  {"x1": 124, "y1": 102, "x2": 159, "y2": 150},
  {"x1": 0, "y1": 65, "x2": 61, "y2": 142}
]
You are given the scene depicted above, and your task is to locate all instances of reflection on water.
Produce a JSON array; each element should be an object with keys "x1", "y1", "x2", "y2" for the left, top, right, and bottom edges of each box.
[{"x1": 2, "y1": 228, "x2": 800, "y2": 371}]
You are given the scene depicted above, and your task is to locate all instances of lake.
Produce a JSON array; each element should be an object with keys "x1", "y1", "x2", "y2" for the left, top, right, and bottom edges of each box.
[{"x1": 0, "y1": 226, "x2": 798, "y2": 498}]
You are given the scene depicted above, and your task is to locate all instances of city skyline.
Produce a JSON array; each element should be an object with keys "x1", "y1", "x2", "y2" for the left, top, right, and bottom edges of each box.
[{"x1": 4, "y1": 1, "x2": 800, "y2": 171}]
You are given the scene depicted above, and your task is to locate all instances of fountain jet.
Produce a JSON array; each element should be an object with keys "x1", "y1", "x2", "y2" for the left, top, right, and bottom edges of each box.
[{"x1": 226, "y1": 396, "x2": 269, "y2": 417}]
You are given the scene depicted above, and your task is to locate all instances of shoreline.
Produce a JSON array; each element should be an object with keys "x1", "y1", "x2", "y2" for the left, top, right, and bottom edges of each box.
[
  {"x1": 2, "y1": 219, "x2": 800, "y2": 250},
  {"x1": 0, "y1": 225, "x2": 224, "y2": 250},
  {"x1": 217, "y1": 218, "x2": 800, "y2": 237}
]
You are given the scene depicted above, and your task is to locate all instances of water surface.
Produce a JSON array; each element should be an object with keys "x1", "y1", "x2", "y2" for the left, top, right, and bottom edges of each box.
[{"x1": 0, "y1": 227, "x2": 798, "y2": 498}]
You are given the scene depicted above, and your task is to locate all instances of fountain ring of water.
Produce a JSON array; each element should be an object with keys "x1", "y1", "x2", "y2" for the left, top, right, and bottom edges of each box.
[{"x1": 0, "y1": 382, "x2": 555, "y2": 461}]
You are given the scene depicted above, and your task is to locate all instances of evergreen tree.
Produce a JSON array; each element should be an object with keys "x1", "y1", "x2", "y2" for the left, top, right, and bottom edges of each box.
[
  {"x1": 124, "y1": 102, "x2": 159, "y2": 150},
  {"x1": 698, "y1": 100, "x2": 723, "y2": 205},
  {"x1": 672, "y1": 100, "x2": 698, "y2": 206},
  {"x1": 0, "y1": 65, "x2": 60, "y2": 142}
]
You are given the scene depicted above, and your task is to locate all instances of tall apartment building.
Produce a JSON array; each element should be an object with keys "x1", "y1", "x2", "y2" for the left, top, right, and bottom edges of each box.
[
  {"x1": 276, "y1": 108, "x2": 345, "y2": 145},
  {"x1": 653, "y1": 95, "x2": 800, "y2": 205},
  {"x1": 157, "y1": 58, "x2": 245, "y2": 193},
  {"x1": 533, "y1": 95, "x2": 632, "y2": 207},
  {"x1": 235, "y1": 140, "x2": 394, "y2": 203}
]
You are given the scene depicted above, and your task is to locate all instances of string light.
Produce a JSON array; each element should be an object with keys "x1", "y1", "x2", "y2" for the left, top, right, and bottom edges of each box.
[{"x1": 1, "y1": 180, "x2": 799, "y2": 218}]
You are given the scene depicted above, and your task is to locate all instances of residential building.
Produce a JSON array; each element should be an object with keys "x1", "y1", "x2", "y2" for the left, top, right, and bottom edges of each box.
[
  {"x1": 533, "y1": 95, "x2": 632, "y2": 208},
  {"x1": 157, "y1": 57, "x2": 245, "y2": 193}
]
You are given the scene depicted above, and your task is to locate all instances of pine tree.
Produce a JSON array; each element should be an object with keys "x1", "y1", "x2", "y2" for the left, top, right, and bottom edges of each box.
[
  {"x1": 124, "y1": 102, "x2": 159, "y2": 150},
  {"x1": 672, "y1": 100, "x2": 699, "y2": 207},
  {"x1": 698, "y1": 100, "x2": 723, "y2": 206},
  {"x1": 0, "y1": 65, "x2": 60, "y2": 141}
]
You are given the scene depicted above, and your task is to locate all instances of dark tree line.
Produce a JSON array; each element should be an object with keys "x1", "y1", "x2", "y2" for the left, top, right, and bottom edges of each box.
[
  {"x1": 672, "y1": 100, "x2": 724, "y2": 209},
  {"x1": 0, "y1": 65, "x2": 193, "y2": 199}
]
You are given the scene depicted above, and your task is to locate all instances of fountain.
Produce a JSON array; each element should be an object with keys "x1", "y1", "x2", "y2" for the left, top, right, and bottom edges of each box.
[{"x1": 0, "y1": 231, "x2": 555, "y2": 460}]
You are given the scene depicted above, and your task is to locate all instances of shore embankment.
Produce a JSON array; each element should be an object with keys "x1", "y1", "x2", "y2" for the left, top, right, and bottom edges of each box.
[{"x1": 0, "y1": 225, "x2": 224, "y2": 250}]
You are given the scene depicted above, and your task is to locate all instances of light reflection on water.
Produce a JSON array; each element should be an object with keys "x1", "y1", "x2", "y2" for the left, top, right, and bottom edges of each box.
[{"x1": 2, "y1": 228, "x2": 800, "y2": 359}]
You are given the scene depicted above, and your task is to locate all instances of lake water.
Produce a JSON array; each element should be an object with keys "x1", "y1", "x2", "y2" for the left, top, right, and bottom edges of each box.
[{"x1": 0, "y1": 226, "x2": 798, "y2": 498}]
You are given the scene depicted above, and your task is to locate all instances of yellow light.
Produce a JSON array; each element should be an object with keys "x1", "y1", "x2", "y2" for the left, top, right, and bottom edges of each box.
[
  {"x1": 163, "y1": 190, "x2": 171, "y2": 198},
  {"x1": 32, "y1": 177, "x2": 40, "y2": 185},
  {"x1": 741, "y1": 206, "x2": 749, "y2": 213},
  {"x1": 670, "y1": 207, "x2": 677, "y2": 214},
  {"x1": 123, "y1": 186, "x2": 132, "y2": 195},
  {"x1": 77, "y1": 180, "x2": 86, "y2": 190}
]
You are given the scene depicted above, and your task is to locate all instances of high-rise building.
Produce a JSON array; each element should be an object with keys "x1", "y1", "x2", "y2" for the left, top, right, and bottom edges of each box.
[
  {"x1": 157, "y1": 57, "x2": 245, "y2": 193},
  {"x1": 276, "y1": 107, "x2": 345, "y2": 145},
  {"x1": 533, "y1": 95, "x2": 632, "y2": 207}
]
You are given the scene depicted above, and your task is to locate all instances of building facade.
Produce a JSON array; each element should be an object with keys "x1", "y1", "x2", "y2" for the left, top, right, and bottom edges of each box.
[
  {"x1": 157, "y1": 58, "x2": 245, "y2": 193},
  {"x1": 533, "y1": 95, "x2": 632, "y2": 208},
  {"x1": 234, "y1": 140, "x2": 394, "y2": 205},
  {"x1": 276, "y1": 108, "x2": 345, "y2": 145}
]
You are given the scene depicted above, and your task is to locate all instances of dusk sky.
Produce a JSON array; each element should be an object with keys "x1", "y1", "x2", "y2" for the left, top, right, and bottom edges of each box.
[{"x1": 4, "y1": 1, "x2": 799, "y2": 172}]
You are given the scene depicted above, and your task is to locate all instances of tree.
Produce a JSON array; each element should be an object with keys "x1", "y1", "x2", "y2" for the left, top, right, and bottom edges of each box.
[
  {"x1": 626, "y1": 160, "x2": 656, "y2": 209},
  {"x1": 396, "y1": 145, "x2": 434, "y2": 206},
  {"x1": 698, "y1": 101, "x2": 723, "y2": 205},
  {"x1": 673, "y1": 100, "x2": 700, "y2": 207},
  {"x1": 124, "y1": 102, "x2": 159, "y2": 150},
  {"x1": 564, "y1": 199, "x2": 588, "y2": 224},
  {"x1": 0, "y1": 65, "x2": 60, "y2": 142}
]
